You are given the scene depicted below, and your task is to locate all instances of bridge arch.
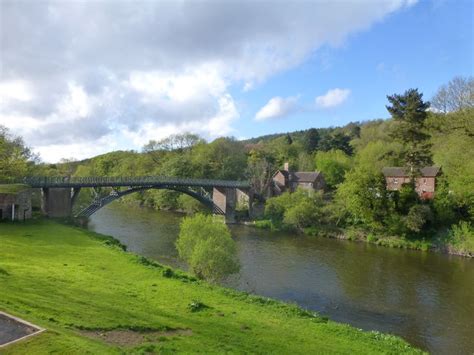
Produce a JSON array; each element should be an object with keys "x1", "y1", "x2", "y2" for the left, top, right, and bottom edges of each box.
[{"x1": 76, "y1": 185, "x2": 224, "y2": 218}]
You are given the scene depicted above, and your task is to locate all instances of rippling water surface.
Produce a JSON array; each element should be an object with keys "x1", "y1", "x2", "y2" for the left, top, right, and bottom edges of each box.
[{"x1": 88, "y1": 203, "x2": 474, "y2": 354}]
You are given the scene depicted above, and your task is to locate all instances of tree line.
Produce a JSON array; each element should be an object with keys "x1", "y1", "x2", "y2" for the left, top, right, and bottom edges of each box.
[{"x1": 1, "y1": 76, "x2": 473, "y2": 254}]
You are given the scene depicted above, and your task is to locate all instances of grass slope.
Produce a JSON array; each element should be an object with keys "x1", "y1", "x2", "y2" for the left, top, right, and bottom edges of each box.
[
  {"x1": 0, "y1": 220, "x2": 423, "y2": 354},
  {"x1": 0, "y1": 184, "x2": 30, "y2": 194}
]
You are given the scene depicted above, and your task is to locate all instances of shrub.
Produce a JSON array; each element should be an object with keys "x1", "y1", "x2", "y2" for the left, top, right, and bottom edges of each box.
[
  {"x1": 366, "y1": 234, "x2": 378, "y2": 243},
  {"x1": 176, "y1": 214, "x2": 240, "y2": 282},
  {"x1": 264, "y1": 189, "x2": 325, "y2": 230},
  {"x1": 405, "y1": 204, "x2": 433, "y2": 233},
  {"x1": 188, "y1": 299, "x2": 209, "y2": 312},
  {"x1": 283, "y1": 199, "x2": 323, "y2": 229},
  {"x1": 448, "y1": 221, "x2": 474, "y2": 254},
  {"x1": 254, "y1": 220, "x2": 273, "y2": 229}
]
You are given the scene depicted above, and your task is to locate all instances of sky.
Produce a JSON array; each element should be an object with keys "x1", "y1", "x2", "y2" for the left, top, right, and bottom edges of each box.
[{"x1": 0, "y1": 0, "x2": 472, "y2": 163}]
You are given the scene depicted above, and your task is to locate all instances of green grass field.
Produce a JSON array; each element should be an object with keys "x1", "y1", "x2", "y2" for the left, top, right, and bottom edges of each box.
[{"x1": 0, "y1": 220, "x2": 423, "y2": 354}]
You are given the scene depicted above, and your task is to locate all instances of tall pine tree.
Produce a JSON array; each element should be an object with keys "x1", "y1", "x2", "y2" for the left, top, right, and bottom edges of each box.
[{"x1": 386, "y1": 89, "x2": 432, "y2": 177}]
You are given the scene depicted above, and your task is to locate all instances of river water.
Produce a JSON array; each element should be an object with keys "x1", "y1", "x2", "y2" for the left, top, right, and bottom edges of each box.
[{"x1": 88, "y1": 203, "x2": 474, "y2": 354}]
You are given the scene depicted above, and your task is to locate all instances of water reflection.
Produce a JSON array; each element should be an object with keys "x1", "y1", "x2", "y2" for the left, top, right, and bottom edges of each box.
[{"x1": 89, "y1": 203, "x2": 474, "y2": 354}]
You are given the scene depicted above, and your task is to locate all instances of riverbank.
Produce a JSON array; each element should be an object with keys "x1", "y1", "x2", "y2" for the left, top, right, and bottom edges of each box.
[
  {"x1": 253, "y1": 220, "x2": 474, "y2": 258},
  {"x1": 0, "y1": 220, "x2": 423, "y2": 354}
]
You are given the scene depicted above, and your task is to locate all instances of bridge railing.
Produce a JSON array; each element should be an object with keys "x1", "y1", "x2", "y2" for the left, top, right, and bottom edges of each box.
[{"x1": 14, "y1": 176, "x2": 250, "y2": 189}]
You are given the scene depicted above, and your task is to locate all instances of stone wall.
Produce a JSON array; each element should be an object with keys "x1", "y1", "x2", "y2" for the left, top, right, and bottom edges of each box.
[
  {"x1": 41, "y1": 188, "x2": 72, "y2": 218},
  {"x1": 0, "y1": 190, "x2": 32, "y2": 221}
]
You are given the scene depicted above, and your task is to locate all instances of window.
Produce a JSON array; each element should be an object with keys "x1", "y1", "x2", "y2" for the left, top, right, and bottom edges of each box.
[{"x1": 393, "y1": 178, "x2": 398, "y2": 184}]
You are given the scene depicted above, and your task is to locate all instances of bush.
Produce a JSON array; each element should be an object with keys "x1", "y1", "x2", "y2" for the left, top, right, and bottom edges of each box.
[
  {"x1": 254, "y1": 220, "x2": 273, "y2": 229},
  {"x1": 405, "y1": 204, "x2": 433, "y2": 233},
  {"x1": 176, "y1": 214, "x2": 240, "y2": 282},
  {"x1": 448, "y1": 221, "x2": 474, "y2": 254},
  {"x1": 283, "y1": 199, "x2": 323, "y2": 229},
  {"x1": 366, "y1": 234, "x2": 378, "y2": 243},
  {"x1": 264, "y1": 189, "x2": 325, "y2": 230},
  {"x1": 188, "y1": 300, "x2": 210, "y2": 312}
]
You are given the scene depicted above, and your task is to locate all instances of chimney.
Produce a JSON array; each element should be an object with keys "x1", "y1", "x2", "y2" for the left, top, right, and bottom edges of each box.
[{"x1": 283, "y1": 162, "x2": 290, "y2": 171}]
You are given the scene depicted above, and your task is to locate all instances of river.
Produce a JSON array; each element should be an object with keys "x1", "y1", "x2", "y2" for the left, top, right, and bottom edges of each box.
[{"x1": 88, "y1": 203, "x2": 474, "y2": 354}]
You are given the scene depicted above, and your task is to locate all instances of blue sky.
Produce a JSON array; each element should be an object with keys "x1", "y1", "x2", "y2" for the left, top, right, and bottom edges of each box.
[
  {"x1": 235, "y1": 0, "x2": 473, "y2": 138},
  {"x1": 1, "y1": 0, "x2": 472, "y2": 161}
]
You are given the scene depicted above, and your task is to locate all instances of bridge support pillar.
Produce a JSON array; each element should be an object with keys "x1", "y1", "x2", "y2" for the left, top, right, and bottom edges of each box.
[
  {"x1": 213, "y1": 187, "x2": 236, "y2": 223},
  {"x1": 41, "y1": 188, "x2": 73, "y2": 218}
]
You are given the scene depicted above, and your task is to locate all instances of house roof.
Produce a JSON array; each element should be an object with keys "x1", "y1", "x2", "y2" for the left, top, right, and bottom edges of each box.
[
  {"x1": 273, "y1": 170, "x2": 289, "y2": 179},
  {"x1": 272, "y1": 170, "x2": 322, "y2": 183},
  {"x1": 292, "y1": 171, "x2": 321, "y2": 183},
  {"x1": 382, "y1": 166, "x2": 440, "y2": 177}
]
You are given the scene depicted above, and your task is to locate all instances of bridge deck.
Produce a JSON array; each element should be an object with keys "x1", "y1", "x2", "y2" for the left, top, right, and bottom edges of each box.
[{"x1": 17, "y1": 176, "x2": 250, "y2": 189}]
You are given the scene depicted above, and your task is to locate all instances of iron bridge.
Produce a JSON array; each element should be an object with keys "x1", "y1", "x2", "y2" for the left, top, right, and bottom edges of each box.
[{"x1": 17, "y1": 176, "x2": 250, "y2": 218}]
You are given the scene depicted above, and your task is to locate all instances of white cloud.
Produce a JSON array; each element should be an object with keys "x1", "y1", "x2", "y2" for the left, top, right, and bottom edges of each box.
[
  {"x1": 0, "y1": 80, "x2": 33, "y2": 104},
  {"x1": 255, "y1": 96, "x2": 299, "y2": 121},
  {"x1": 315, "y1": 88, "x2": 351, "y2": 108},
  {"x1": 0, "y1": 0, "x2": 417, "y2": 162}
]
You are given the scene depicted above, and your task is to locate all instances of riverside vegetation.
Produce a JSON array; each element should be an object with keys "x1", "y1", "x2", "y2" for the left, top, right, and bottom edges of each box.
[
  {"x1": 1, "y1": 76, "x2": 473, "y2": 255},
  {"x1": 0, "y1": 220, "x2": 423, "y2": 354}
]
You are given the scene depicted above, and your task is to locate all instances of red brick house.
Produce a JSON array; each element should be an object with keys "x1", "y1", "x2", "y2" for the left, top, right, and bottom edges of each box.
[
  {"x1": 382, "y1": 166, "x2": 440, "y2": 200},
  {"x1": 271, "y1": 162, "x2": 325, "y2": 196}
]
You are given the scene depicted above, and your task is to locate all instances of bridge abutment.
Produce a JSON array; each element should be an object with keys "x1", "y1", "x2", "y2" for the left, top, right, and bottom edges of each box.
[{"x1": 41, "y1": 188, "x2": 74, "y2": 218}]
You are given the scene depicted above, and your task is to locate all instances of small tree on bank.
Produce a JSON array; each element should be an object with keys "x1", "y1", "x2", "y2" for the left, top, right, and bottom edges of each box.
[{"x1": 176, "y1": 214, "x2": 240, "y2": 282}]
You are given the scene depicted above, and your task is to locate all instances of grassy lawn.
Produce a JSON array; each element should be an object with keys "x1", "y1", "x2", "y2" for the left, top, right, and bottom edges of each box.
[{"x1": 0, "y1": 220, "x2": 423, "y2": 354}]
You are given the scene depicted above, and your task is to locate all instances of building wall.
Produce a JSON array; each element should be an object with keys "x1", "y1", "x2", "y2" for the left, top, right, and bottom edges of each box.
[
  {"x1": 0, "y1": 191, "x2": 32, "y2": 221},
  {"x1": 314, "y1": 176, "x2": 326, "y2": 190},
  {"x1": 385, "y1": 176, "x2": 411, "y2": 191},
  {"x1": 385, "y1": 176, "x2": 436, "y2": 200},
  {"x1": 271, "y1": 171, "x2": 288, "y2": 196},
  {"x1": 273, "y1": 171, "x2": 287, "y2": 187}
]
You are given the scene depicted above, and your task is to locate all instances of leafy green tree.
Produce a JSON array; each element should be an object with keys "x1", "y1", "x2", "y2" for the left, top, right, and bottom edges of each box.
[
  {"x1": 176, "y1": 214, "x2": 240, "y2": 282},
  {"x1": 297, "y1": 152, "x2": 314, "y2": 171},
  {"x1": 192, "y1": 138, "x2": 247, "y2": 180},
  {"x1": 395, "y1": 182, "x2": 419, "y2": 214},
  {"x1": 283, "y1": 192, "x2": 325, "y2": 229},
  {"x1": 0, "y1": 126, "x2": 35, "y2": 181},
  {"x1": 264, "y1": 189, "x2": 325, "y2": 229},
  {"x1": 432, "y1": 177, "x2": 457, "y2": 225},
  {"x1": 386, "y1": 89, "x2": 432, "y2": 176},
  {"x1": 314, "y1": 149, "x2": 352, "y2": 188},
  {"x1": 335, "y1": 168, "x2": 389, "y2": 229}
]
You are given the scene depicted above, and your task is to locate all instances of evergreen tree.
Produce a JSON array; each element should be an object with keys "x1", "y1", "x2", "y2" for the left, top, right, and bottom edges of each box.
[
  {"x1": 302, "y1": 128, "x2": 320, "y2": 153},
  {"x1": 386, "y1": 89, "x2": 432, "y2": 176},
  {"x1": 285, "y1": 133, "x2": 293, "y2": 145}
]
